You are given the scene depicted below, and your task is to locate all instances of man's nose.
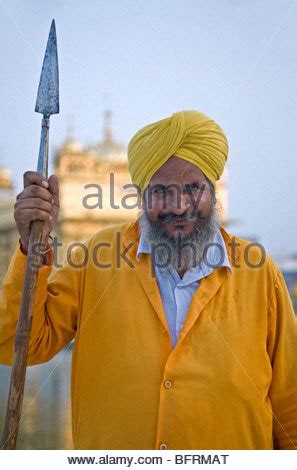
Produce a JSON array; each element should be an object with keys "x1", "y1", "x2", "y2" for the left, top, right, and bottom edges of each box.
[{"x1": 168, "y1": 192, "x2": 192, "y2": 215}]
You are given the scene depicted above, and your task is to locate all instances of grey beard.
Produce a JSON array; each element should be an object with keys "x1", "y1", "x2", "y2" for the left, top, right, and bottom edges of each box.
[{"x1": 139, "y1": 204, "x2": 221, "y2": 273}]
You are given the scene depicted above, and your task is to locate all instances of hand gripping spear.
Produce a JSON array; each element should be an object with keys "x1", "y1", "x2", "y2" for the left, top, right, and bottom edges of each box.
[{"x1": 1, "y1": 20, "x2": 59, "y2": 450}]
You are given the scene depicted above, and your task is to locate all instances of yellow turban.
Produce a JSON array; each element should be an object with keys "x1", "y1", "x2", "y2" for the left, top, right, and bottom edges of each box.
[{"x1": 127, "y1": 110, "x2": 228, "y2": 190}]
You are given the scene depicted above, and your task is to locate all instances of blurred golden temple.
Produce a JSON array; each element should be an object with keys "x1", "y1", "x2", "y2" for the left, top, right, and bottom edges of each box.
[{"x1": 0, "y1": 111, "x2": 228, "y2": 280}]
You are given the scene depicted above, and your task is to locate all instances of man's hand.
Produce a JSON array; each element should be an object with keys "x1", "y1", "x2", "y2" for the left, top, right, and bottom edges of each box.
[{"x1": 14, "y1": 171, "x2": 60, "y2": 252}]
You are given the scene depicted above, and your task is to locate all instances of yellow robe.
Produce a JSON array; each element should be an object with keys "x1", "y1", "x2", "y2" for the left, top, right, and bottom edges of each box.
[{"x1": 0, "y1": 220, "x2": 297, "y2": 450}]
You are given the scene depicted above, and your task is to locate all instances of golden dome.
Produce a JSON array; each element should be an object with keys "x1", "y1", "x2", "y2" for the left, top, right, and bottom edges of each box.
[{"x1": 0, "y1": 163, "x2": 13, "y2": 191}]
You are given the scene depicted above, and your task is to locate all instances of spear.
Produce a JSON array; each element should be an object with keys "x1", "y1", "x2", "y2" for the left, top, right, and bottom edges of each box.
[{"x1": 1, "y1": 20, "x2": 59, "y2": 450}]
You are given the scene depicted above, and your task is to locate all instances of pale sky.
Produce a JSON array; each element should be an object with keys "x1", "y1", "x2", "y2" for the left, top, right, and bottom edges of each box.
[{"x1": 0, "y1": 0, "x2": 296, "y2": 256}]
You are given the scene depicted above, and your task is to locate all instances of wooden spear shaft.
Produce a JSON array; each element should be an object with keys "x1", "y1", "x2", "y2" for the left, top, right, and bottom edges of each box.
[{"x1": 1, "y1": 219, "x2": 47, "y2": 449}]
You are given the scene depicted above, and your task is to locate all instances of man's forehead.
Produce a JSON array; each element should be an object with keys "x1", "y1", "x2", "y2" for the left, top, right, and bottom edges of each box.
[{"x1": 149, "y1": 155, "x2": 207, "y2": 184}]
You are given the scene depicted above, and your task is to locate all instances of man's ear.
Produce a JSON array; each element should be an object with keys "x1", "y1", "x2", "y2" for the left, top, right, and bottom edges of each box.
[
  {"x1": 142, "y1": 185, "x2": 152, "y2": 210},
  {"x1": 207, "y1": 178, "x2": 216, "y2": 205}
]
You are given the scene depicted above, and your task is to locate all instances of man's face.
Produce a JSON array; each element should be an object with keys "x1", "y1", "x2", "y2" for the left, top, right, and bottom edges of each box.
[{"x1": 143, "y1": 155, "x2": 213, "y2": 238}]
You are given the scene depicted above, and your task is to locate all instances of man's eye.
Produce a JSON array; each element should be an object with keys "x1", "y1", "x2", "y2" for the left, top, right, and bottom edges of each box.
[
  {"x1": 154, "y1": 187, "x2": 166, "y2": 194},
  {"x1": 186, "y1": 183, "x2": 201, "y2": 191}
]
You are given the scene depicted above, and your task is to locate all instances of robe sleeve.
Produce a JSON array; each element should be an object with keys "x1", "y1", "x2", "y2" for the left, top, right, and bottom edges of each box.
[
  {"x1": 0, "y1": 242, "x2": 83, "y2": 366},
  {"x1": 267, "y1": 267, "x2": 297, "y2": 450}
]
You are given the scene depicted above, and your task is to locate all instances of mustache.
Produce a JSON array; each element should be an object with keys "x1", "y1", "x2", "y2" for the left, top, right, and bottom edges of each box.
[{"x1": 157, "y1": 211, "x2": 202, "y2": 223}]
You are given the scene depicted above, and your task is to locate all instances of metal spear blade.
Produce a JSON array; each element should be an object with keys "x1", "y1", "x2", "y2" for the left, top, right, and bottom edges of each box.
[{"x1": 35, "y1": 19, "x2": 59, "y2": 117}]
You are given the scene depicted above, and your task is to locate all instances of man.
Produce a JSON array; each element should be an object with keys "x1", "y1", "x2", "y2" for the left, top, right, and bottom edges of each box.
[{"x1": 0, "y1": 110, "x2": 297, "y2": 450}]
